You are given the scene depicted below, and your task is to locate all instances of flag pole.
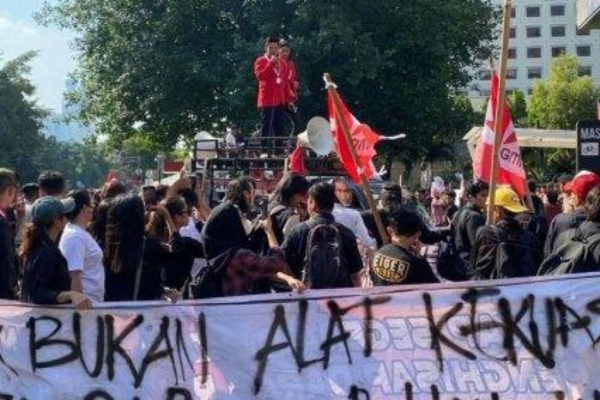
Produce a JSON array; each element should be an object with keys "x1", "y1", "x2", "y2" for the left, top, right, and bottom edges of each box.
[
  {"x1": 324, "y1": 73, "x2": 390, "y2": 245},
  {"x1": 486, "y1": 0, "x2": 513, "y2": 225}
]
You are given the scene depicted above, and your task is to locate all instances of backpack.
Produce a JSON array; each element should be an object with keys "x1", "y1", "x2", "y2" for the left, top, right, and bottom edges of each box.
[
  {"x1": 538, "y1": 229, "x2": 600, "y2": 276},
  {"x1": 489, "y1": 225, "x2": 540, "y2": 279},
  {"x1": 436, "y1": 209, "x2": 467, "y2": 281},
  {"x1": 188, "y1": 247, "x2": 237, "y2": 299},
  {"x1": 302, "y1": 221, "x2": 349, "y2": 289},
  {"x1": 436, "y1": 236, "x2": 466, "y2": 281}
]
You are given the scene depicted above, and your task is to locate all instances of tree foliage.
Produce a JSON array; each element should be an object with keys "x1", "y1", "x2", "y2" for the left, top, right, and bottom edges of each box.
[
  {"x1": 0, "y1": 51, "x2": 48, "y2": 181},
  {"x1": 506, "y1": 90, "x2": 527, "y2": 127},
  {"x1": 528, "y1": 54, "x2": 600, "y2": 130},
  {"x1": 39, "y1": 0, "x2": 496, "y2": 165}
]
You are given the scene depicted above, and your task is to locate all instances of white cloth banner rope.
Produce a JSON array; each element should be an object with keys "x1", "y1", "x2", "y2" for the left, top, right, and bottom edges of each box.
[{"x1": 0, "y1": 273, "x2": 600, "y2": 399}]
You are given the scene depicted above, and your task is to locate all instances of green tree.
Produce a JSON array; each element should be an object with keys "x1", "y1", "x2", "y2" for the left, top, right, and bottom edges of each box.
[
  {"x1": 40, "y1": 0, "x2": 496, "y2": 166},
  {"x1": 528, "y1": 54, "x2": 600, "y2": 130},
  {"x1": 0, "y1": 52, "x2": 48, "y2": 182},
  {"x1": 506, "y1": 90, "x2": 527, "y2": 127}
]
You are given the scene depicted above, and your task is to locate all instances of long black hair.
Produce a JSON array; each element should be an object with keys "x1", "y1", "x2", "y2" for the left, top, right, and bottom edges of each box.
[{"x1": 104, "y1": 194, "x2": 145, "y2": 274}]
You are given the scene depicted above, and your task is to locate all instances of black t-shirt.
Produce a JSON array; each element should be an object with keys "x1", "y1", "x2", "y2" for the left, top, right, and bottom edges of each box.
[{"x1": 370, "y1": 244, "x2": 439, "y2": 286}]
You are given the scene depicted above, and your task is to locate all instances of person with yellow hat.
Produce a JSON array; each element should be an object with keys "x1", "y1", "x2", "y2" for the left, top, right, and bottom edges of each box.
[{"x1": 468, "y1": 186, "x2": 542, "y2": 280}]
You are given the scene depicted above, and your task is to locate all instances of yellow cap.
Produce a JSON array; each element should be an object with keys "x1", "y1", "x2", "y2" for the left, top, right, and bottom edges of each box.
[{"x1": 486, "y1": 187, "x2": 528, "y2": 213}]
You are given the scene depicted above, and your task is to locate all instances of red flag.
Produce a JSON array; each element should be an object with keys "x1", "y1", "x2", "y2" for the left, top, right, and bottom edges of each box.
[
  {"x1": 473, "y1": 73, "x2": 527, "y2": 197},
  {"x1": 597, "y1": 102, "x2": 600, "y2": 120},
  {"x1": 289, "y1": 146, "x2": 307, "y2": 176},
  {"x1": 327, "y1": 91, "x2": 380, "y2": 183}
]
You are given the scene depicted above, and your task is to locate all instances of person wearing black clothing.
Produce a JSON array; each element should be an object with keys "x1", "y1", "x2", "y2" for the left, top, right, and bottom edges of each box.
[
  {"x1": 268, "y1": 173, "x2": 311, "y2": 244},
  {"x1": 160, "y1": 197, "x2": 204, "y2": 291},
  {"x1": 0, "y1": 169, "x2": 19, "y2": 300},
  {"x1": 20, "y1": 196, "x2": 91, "y2": 308},
  {"x1": 544, "y1": 171, "x2": 600, "y2": 257},
  {"x1": 103, "y1": 194, "x2": 145, "y2": 301},
  {"x1": 361, "y1": 184, "x2": 442, "y2": 247},
  {"x1": 452, "y1": 180, "x2": 489, "y2": 276},
  {"x1": 371, "y1": 207, "x2": 439, "y2": 286},
  {"x1": 470, "y1": 188, "x2": 542, "y2": 280},
  {"x1": 540, "y1": 185, "x2": 600, "y2": 274},
  {"x1": 280, "y1": 181, "x2": 362, "y2": 287},
  {"x1": 201, "y1": 177, "x2": 256, "y2": 260}
]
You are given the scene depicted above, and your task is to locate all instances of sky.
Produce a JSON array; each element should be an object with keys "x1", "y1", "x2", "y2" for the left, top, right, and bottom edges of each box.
[{"x1": 0, "y1": 0, "x2": 76, "y2": 112}]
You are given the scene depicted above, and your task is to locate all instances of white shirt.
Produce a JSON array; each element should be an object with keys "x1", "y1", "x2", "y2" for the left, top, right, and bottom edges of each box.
[
  {"x1": 180, "y1": 218, "x2": 207, "y2": 277},
  {"x1": 59, "y1": 223, "x2": 105, "y2": 303},
  {"x1": 332, "y1": 204, "x2": 377, "y2": 248},
  {"x1": 225, "y1": 132, "x2": 238, "y2": 148}
]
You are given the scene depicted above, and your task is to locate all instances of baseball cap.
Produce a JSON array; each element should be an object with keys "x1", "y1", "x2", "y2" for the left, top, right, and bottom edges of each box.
[
  {"x1": 564, "y1": 170, "x2": 600, "y2": 199},
  {"x1": 31, "y1": 196, "x2": 76, "y2": 226},
  {"x1": 486, "y1": 187, "x2": 528, "y2": 214}
]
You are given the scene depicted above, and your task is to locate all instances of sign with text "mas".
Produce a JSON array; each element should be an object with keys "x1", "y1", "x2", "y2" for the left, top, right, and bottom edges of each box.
[
  {"x1": 1, "y1": 274, "x2": 600, "y2": 399},
  {"x1": 577, "y1": 120, "x2": 600, "y2": 176}
]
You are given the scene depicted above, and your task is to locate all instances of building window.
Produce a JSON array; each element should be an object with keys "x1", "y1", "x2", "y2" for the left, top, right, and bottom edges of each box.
[
  {"x1": 509, "y1": 27, "x2": 516, "y2": 39},
  {"x1": 526, "y1": 6, "x2": 540, "y2": 17},
  {"x1": 550, "y1": 5, "x2": 565, "y2": 16},
  {"x1": 551, "y1": 46, "x2": 566, "y2": 57},
  {"x1": 577, "y1": 46, "x2": 591, "y2": 57},
  {"x1": 508, "y1": 48, "x2": 517, "y2": 59},
  {"x1": 526, "y1": 27, "x2": 542, "y2": 38},
  {"x1": 478, "y1": 70, "x2": 492, "y2": 81},
  {"x1": 578, "y1": 66, "x2": 592, "y2": 76},
  {"x1": 528, "y1": 67, "x2": 542, "y2": 79},
  {"x1": 527, "y1": 47, "x2": 542, "y2": 58},
  {"x1": 506, "y1": 69, "x2": 518, "y2": 79},
  {"x1": 551, "y1": 26, "x2": 566, "y2": 37},
  {"x1": 511, "y1": 7, "x2": 516, "y2": 18}
]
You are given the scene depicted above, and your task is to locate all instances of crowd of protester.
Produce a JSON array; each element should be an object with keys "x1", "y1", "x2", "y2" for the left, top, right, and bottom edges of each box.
[{"x1": 1, "y1": 166, "x2": 599, "y2": 309}]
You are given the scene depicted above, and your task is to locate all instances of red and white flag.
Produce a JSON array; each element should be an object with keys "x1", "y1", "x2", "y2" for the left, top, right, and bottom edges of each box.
[
  {"x1": 327, "y1": 91, "x2": 380, "y2": 183},
  {"x1": 596, "y1": 102, "x2": 600, "y2": 120},
  {"x1": 473, "y1": 73, "x2": 527, "y2": 197}
]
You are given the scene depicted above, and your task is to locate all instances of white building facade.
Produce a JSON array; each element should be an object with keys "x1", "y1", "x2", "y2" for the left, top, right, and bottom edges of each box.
[{"x1": 469, "y1": 0, "x2": 600, "y2": 99}]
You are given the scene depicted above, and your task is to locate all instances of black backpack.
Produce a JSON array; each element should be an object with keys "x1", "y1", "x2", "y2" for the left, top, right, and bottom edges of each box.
[
  {"x1": 489, "y1": 225, "x2": 540, "y2": 279},
  {"x1": 436, "y1": 236, "x2": 467, "y2": 281},
  {"x1": 436, "y1": 209, "x2": 467, "y2": 281},
  {"x1": 188, "y1": 247, "x2": 237, "y2": 299},
  {"x1": 302, "y1": 221, "x2": 349, "y2": 289},
  {"x1": 538, "y1": 229, "x2": 600, "y2": 276}
]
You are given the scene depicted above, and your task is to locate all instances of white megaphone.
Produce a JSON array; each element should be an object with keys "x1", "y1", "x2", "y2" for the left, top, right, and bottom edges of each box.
[{"x1": 297, "y1": 116, "x2": 334, "y2": 156}]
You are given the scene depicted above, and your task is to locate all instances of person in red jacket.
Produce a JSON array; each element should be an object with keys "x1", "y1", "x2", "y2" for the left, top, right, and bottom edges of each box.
[
  {"x1": 279, "y1": 39, "x2": 300, "y2": 136},
  {"x1": 254, "y1": 36, "x2": 288, "y2": 143}
]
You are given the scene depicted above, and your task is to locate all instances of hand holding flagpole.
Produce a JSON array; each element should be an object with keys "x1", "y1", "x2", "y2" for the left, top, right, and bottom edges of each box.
[
  {"x1": 486, "y1": 0, "x2": 513, "y2": 225},
  {"x1": 324, "y1": 73, "x2": 389, "y2": 245}
]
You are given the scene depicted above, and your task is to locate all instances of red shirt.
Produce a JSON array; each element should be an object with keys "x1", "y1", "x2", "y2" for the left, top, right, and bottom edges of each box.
[{"x1": 254, "y1": 55, "x2": 288, "y2": 107}]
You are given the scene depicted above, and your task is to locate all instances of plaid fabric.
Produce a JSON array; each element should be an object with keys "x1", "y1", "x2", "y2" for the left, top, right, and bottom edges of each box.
[{"x1": 223, "y1": 248, "x2": 287, "y2": 296}]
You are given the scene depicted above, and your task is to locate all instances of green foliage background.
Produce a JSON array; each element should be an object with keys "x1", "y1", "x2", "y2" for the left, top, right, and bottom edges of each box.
[{"x1": 38, "y1": 0, "x2": 497, "y2": 169}]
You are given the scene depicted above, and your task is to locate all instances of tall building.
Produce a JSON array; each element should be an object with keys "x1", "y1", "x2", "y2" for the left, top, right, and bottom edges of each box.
[
  {"x1": 469, "y1": 0, "x2": 600, "y2": 100},
  {"x1": 42, "y1": 78, "x2": 94, "y2": 142}
]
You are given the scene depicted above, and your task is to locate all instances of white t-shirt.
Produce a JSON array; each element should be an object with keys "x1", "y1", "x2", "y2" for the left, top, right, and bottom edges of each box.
[
  {"x1": 332, "y1": 204, "x2": 377, "y2": 248},
  {"x1": 180, "y1": 218, "x2": 207, "y2": 277},
  {"x1": 59, "y1": 223, "x2": 105, "y2": 303}
]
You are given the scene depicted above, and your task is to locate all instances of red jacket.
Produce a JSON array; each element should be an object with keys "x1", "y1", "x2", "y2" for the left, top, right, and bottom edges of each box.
[{"x1": 254, "y1": 55, "x2": 288, "y2": 107}]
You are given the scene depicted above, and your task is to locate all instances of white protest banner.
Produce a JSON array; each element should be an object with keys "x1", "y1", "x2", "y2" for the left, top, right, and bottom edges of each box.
[{"x1": 1, "y1": 274, "x2": 600, "y2": 399}]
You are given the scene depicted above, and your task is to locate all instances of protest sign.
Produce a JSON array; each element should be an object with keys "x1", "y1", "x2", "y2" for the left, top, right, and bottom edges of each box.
[{"x1": 1, "y1": 274, "x2": 600, "y2": 399}]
